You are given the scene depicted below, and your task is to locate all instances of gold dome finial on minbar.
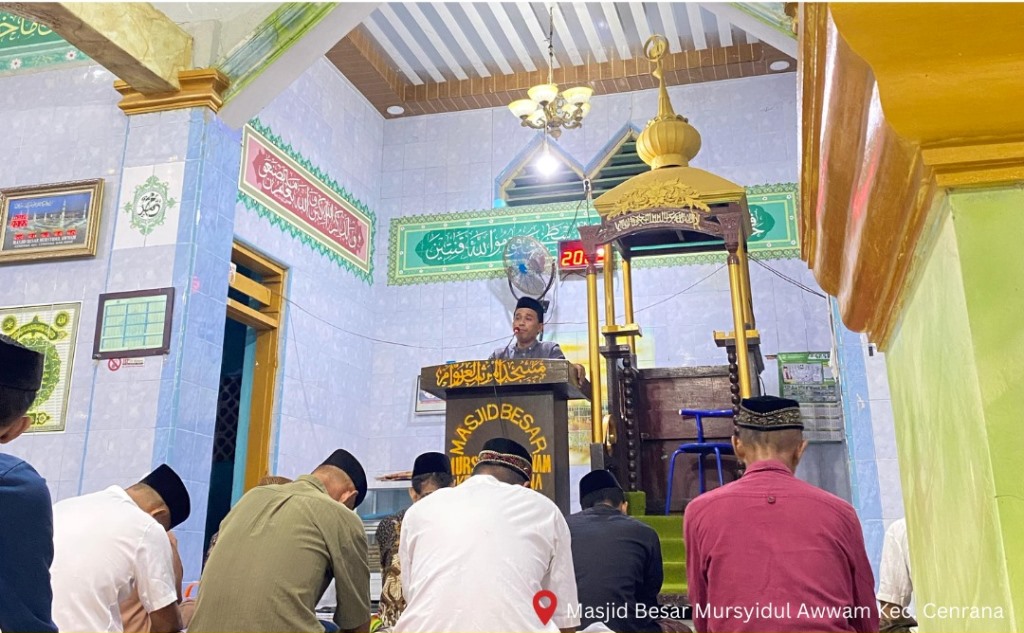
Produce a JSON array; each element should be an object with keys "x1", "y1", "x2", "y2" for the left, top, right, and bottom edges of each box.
[{"x1": 636, "y1": 35, "x2": 702, "y2": 170}]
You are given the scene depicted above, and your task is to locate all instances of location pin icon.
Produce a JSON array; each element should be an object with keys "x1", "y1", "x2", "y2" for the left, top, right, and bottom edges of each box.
[{"x1": 533, "y1": 590, "x2": 557, "y2": 625}]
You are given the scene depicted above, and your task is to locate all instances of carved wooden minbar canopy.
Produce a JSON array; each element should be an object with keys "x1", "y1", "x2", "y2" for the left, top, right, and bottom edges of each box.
[{"x1": 580, "y1": 166, "x2": 751, "y2": 260}]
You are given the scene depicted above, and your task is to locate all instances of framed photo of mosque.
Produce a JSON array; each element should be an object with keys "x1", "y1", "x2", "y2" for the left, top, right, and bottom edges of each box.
[{"x1": 0, "y1": 179, "x2": 104, "y2": 264}]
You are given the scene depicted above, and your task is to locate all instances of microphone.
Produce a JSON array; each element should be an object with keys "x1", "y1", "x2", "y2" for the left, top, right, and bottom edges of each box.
[
  {"x1": 494, "y1": 331, "x2": 518, "y2": 440},
  {"x1": 503, "y1": 331, "x2": 518, "y2": 358}
]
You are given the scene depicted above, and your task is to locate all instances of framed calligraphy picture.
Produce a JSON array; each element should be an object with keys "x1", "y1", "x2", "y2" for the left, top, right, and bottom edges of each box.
[
  {"x1": 0, "y1": 302, "x2": 80, "y2": 433},
  {"x1": 0, "y1": 179, "x2": 104, "y2": 264}
]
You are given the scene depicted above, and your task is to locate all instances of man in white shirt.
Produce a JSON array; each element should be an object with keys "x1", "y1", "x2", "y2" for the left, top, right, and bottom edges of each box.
[
  {"x1": 877, "y1": 518, "x2": 915, "y2": 632},
  {"x1": 50, "y1": 464, "x2": 191, "y2": 633},
  {"x1": 395, "y1": 437, "x2": 579, "y2": 633}
]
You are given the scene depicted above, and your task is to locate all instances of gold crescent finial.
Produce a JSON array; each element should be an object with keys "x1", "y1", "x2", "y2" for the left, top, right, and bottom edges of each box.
[
  {"x1": 644, "y1": 34, "x2": 668, "y2": 64},
  {"x1": 643, "y1": 35, "x2": 677, "y2": 121},
  {"x1": 634, "y1": 34, "x2": 701, "y2": 170}
]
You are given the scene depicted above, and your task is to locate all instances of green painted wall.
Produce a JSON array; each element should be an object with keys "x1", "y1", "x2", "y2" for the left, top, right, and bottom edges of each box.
[
  {"x1": 887, "y1": 191, "x2": 1020, "y2": 631},
  {"x1": 951, "y1": 186, "x2": 1024, "y2": 632}
]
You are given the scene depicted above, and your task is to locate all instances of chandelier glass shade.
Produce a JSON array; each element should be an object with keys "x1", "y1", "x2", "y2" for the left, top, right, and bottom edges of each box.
[{"x1": 508, "y1": 7, "x2": 593, "y2": 139}]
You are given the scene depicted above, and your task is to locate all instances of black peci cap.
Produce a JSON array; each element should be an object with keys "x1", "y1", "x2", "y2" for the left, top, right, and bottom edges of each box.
[
  {"x1": 320, "y1": 449, "x2": 368, "y2": 507},
  {"x1": 140, "y1": 464, "x2": 191, "y2": 529}
]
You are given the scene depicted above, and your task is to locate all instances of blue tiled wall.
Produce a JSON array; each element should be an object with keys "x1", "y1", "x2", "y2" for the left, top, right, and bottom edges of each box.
[
  {"x1": 233, "y1": 59, "x2": 383, "y2": 483},
  {"x1": 0, "y1": 64, "x2": 241, "y2": 581},
  {"x1": 153, "y1": 111, "x2": 242, "y2": 578},
  {"x1": 832, "y1": 298, "x2": 903, "y2": 585},
  {"x1": 0, "y1": 65, "x2": 130, "y2": 502}
]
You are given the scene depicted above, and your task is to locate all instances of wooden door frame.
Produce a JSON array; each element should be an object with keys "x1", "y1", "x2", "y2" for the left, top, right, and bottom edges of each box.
[{"x1": 225, "y1": 241, "x2": 286, "y2": 492}]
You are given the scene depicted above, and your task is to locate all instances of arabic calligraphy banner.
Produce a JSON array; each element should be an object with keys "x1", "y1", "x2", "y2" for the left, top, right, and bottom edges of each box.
[
  {"x1": 0, "y1": 12, "x2": 89, "y2": 72},
  {"x1": 239, "y1": 120, "x2": 375, "y2": 282},
  {"x1": 389, "y1": 202, "x2": 595, "y2": 285},
  {"x1": 387, "y1": 183, "x2": 799, "y2": 285}
]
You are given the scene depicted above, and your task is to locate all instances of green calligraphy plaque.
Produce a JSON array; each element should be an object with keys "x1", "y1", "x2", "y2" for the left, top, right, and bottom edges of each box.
[
  {"x1": 0, "y1": 12, "x2": 89, "y2": 73},
  {"x1": 387, "y1": 183, "x2": 800, "y2": 285},
  {"x1": 388, "y1": 202, "x2": 598, "y2": 285}
]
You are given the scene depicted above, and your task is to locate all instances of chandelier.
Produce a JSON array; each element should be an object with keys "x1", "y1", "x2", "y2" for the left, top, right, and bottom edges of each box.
[{"x1": 508, "y1": 7, "x2": 593, "y2": 139}]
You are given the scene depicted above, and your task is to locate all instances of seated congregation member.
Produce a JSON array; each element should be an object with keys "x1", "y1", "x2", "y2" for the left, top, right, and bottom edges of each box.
[
  {"x1": 685, "y1": 396, "x2": 878, "y2": 633},
  {"x1": 51, "y1": 464, "x2": 191, "y2": 633},
  {"x1": 119, "y1": 531, "x2": 184, "y2": 633},
  {"x1": 877, "y1": 518, "x2": 916, "y2": 632},
  {"x1": 188, "y1": 450, "x2": 370, "y2": 633},
  {"x1": 169, "y1": 475, "x2": 295, "y2": 631},
  {"x1": 395, "y1": 438, "x2": 579, "y2": 633},
  {"x1": 0, "y1": 335, "x2": 57, "y2": 633},
  {"x1": 375, "y1": 452, "x2": 453, "y2": 628},
  {"x1": 567, "y1": 470, "x2": 689, "y2": 633},
  {"x1": 490, "y1": 296, "x2": 586, "y2": 382}
]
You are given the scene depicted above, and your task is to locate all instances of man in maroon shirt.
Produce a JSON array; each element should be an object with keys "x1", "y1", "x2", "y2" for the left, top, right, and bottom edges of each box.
[{"x1": 684, "y1": 396, "x2": 878, "y2": 633}]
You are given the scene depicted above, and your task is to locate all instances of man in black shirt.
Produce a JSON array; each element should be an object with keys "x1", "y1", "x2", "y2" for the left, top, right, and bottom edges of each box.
[{"x1": 566, "y1": 470, "x2": 689, "y2": 633}]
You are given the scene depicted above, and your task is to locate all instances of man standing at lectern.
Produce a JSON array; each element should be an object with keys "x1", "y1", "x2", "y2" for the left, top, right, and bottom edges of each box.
[{"x1": 490, "y1": 297, "x2": 586, "y2": 382}]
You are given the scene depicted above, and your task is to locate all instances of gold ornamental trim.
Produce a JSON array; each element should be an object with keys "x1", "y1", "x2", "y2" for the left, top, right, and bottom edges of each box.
[
  {"x1": 114, "y1": 68, "x2": 229, "y2": 116},
  {"x1": 595, "y1": 167, "x2": 745, "y2": 218},
  {"x1": 434, "y1": 360, "x2": 548, "y2": 389},
  {"x1": 606, "y1": 178, "x2": 710, "y2": 217}
]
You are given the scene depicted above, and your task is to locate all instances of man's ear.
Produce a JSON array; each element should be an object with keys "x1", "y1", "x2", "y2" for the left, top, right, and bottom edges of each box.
[
  {"x1": 793, "y1": 439, "x2": 810, "y2": 467},
  {"x1": 339, "y1": 489, "x2": 359, "y2": 509},
  {"x1": 149, "y1": 506, "x2": 172, "y2": 531},
  {"x1": 730, "y1": 434, "x2": 745, "y2": 465},
  {"x1": 0, "y1": 415, "x2": 32, "y2": 444}
]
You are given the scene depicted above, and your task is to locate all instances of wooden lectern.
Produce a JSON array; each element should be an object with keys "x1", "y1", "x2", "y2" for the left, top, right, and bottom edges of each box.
[{"x1": 420, "y1": 359, "x2": 590, "y2": 514}]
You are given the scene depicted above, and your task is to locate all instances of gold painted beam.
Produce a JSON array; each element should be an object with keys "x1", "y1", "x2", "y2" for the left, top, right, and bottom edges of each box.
[
  {"x1": 603, "y1": 253, "x2": 616, "y2": 329},
  {"x1": 226, "y1": 297, "x2": 277, "y2": 331},
  {"x1": 799, "y1": 3, "x2": 1024, "y2": 347},
  {"x1": 736, "y1": 238, "x2": 755, "y2": 328},
  {"x1": 621, "y1": 257, "x2": 637, "y2": 351},
  {"x1": 586, "y1": 266, "x2": 604, "y2": 444},
  {"x1": 727, "y1": 253, "x2": 752, "y2": 398},
  {"x1": 4, "y1": 2, "x2": 192, "y2": 94}
]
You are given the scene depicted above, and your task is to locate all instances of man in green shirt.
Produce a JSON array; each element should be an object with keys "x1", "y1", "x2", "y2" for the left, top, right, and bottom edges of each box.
[{"x1": 188, "y1": 449, "x2": 371, "y2": 633}]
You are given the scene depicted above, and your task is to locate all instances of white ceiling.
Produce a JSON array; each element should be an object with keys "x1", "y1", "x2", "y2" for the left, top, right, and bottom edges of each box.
[
  {"x1": 152, "y1": 2, "x2": 280, "y2": 66},
  {"x1": 361, "y1": 2, "x2": 781, "y2": 86}
]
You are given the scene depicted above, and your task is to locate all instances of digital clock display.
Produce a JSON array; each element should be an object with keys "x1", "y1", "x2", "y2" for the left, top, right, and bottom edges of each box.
[{"x1": 557, "y1": 239, "x2": 606, "y2": 271}]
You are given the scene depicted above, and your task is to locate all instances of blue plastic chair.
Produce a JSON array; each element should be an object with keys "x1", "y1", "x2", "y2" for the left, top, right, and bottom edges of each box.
[{"x1": 665, "y1": 408, "x2": 736, "y2": 514}]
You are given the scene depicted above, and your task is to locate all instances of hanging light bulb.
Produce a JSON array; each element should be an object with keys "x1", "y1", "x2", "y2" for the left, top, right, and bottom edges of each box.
[
  {"x1": 536, "y1": 133, "x2": 559, "y2": 176},
  {"x1": 536, "y1": 149, "x2": 559, "y2": 176}
]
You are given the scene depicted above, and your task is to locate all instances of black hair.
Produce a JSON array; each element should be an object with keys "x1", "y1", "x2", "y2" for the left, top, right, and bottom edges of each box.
[
  {"x1": 0, "y1": 385, "x2": 37, "y2": 428},
  {"x1": 581, "y1": 487, "x2": 626, "y2": 510},
  {"x1": 474, "y1": 462, "x2": 529, "y2": 485},
  {"x1": 411, "y1": 471, "x2": 454, "y2": 495}
]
